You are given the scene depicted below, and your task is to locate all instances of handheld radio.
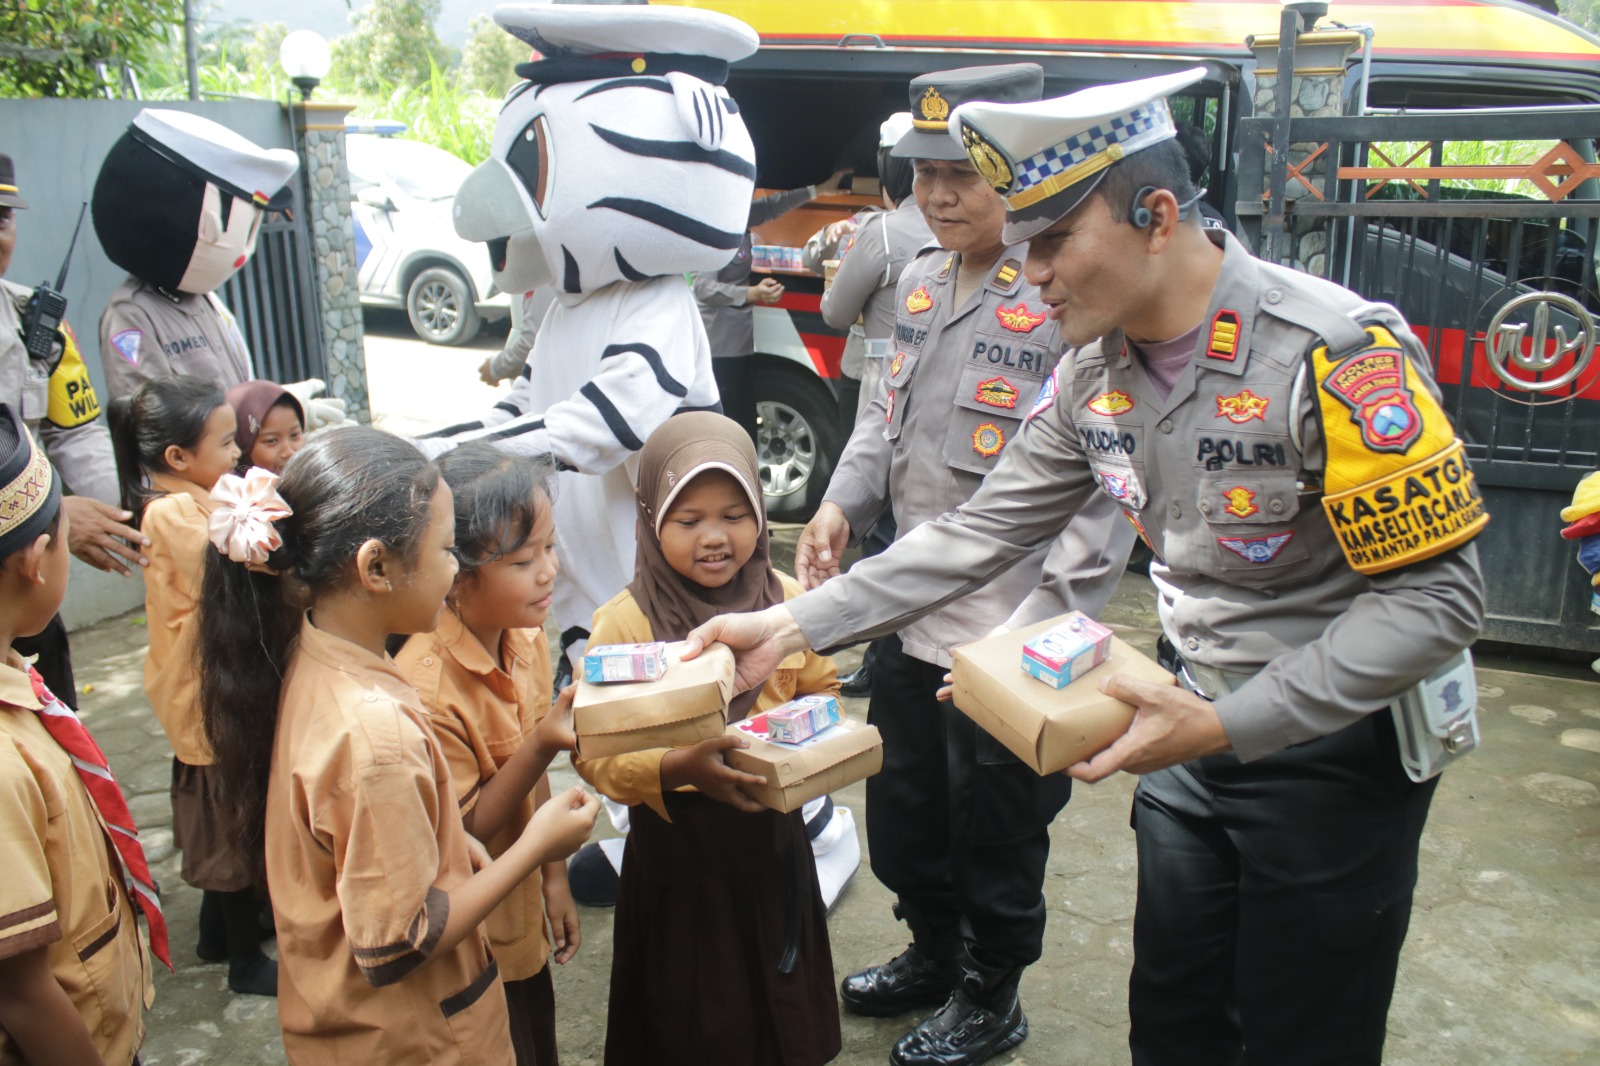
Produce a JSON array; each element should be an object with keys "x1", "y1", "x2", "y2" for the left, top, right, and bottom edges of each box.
[{"x1": 20, "y1": 202, "x2": 88, "y2": 367}]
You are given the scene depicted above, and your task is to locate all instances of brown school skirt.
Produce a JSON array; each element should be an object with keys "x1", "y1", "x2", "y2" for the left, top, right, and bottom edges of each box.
[
  {"x1": 506, "y1": 965, "x2": 559, "y2": 1066},
  {"x1": 604, "y1": 792, "x2": 841, "y2": 1066},
  {"x1": 170, "y1": 759, "x2": 253, "y2": 892}
]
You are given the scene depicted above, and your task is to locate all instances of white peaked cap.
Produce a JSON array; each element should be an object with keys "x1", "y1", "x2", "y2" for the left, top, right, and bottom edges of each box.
[
  {"x1": 880, "y1": 112, "x2": 914, "y2": 150},
  {"x1": 949, "y1": 67, "x2": 1208, "y2": 243},
  {"x1": 131, "y1": 109, "x2": 299, "y2": 209},
  {"x1": 494, "y1": 3, "x2": 758, "y2": 62}
]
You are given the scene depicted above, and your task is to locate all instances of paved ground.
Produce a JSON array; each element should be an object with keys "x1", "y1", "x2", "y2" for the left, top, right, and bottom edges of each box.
[{"x1": 65, "y1": 319, "x2": 1600, "y2": 1063}]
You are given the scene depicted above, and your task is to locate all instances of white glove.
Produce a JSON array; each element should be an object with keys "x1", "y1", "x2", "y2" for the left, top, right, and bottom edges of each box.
[{"x1": 281, "y1": 378, "x2": 357, "y2": 434}]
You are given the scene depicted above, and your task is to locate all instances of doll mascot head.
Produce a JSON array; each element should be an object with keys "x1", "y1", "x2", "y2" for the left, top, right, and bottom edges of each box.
[
  {"x1": 453, "y1": 4, "x2": 759, "y2": 298},
  {"x1": 91, "y1": 109, "x2": 299, "y2": 295}
]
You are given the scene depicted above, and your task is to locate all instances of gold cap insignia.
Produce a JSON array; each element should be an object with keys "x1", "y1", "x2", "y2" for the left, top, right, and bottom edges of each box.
[
  {"x1": 962, "y1": 124, "x2": 1013, "y2": 193},
  {"x1": 920, "y1": 87, "x2": 950, "y2": 123}
]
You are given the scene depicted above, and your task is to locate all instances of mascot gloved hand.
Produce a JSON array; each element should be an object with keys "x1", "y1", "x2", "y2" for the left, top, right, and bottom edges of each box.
[
  {"x1": 91, "y1": 109, "x2": 328, "y2": 410},
  {"x1": 418, "y1": 3, "x2": 759, "y2": 648}
]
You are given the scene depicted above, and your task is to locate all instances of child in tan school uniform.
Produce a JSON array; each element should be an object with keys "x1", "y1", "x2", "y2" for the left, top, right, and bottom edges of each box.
[
  {"x1": 195, "y1": 428, "x2": 600, "y2": 1065},
  {"x1": 0, "y1": 405, "x2": 163, "y2": 1064},
  {"x1": 109, "y1": 374, "x2": 277, "y2": 996},
  {"x1": 396, "y1": 442, "x2": 579, "y2": 1066},
  {"x1": 575, "y1": 411, "x2": 842, "y2": 1066}
]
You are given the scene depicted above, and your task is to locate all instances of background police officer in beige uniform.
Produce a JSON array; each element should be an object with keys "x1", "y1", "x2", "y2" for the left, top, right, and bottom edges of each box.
[
  {"x1": 689, "y1": 69, "x2": 1486, "y2": 1066},
  {"x1": 0, "y1": 152, "x2": 150, "y2": 706},
  {"x1": 795, "y1": 64, "x2": 1133, "y2": 1066}
]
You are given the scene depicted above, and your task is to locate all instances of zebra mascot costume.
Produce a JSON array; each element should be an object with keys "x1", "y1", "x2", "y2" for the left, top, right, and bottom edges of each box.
[{"x1": 423, "y1": 3, "x2": 757, "y2": 654}]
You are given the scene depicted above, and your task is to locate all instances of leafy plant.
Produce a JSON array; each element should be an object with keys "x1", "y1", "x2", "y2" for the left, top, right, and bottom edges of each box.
[{"x1": 0, "y1": 0, "x2": 184, "y2": 97}]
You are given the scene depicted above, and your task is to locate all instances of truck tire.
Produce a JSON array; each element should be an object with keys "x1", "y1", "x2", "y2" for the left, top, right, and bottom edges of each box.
[
  {"x1": 751, "y1": 356, "x2": 843, "y2": 524},
  {"x1": 407, "y1": 265, "x2": 481, "y2": 346}
]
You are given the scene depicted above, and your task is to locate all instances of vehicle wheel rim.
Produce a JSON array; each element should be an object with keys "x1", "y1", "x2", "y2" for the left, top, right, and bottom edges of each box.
[
  {"x1": 756, "y1": 400, "x2": 816, "y2": 500},
  {"x1": 417, "y1": 280, "x2": 460, "y2": 337}
]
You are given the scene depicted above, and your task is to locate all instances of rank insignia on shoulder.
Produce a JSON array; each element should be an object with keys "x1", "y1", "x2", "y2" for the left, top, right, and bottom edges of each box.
[
  {"x1": 975, "y1": 376, "x2": 1019, "y2": 409},
  {"x1": 996, "y1": 302, "x2": 1045, "y2": 333},
  {"x1": 111, "y1": 328, "x2": 142, "y2": 366},
  {"x1": 972, "y1": 422, "x2": 1005, "y2": 458},
  {"x1": 1218, "y1": 531, "x2": 1294, "y2": 564},
  {"x1": 1029, "y1": 365, "x2": 1061, "y2": 420},
  {"x1": 995, "y1": 259, "x2": 1021, "y2": 288},
  {"x1": 890, "y1": 350, "x2": 906, "y2": 377},
  {"x1": 1087, "y1": 390, "x2": 1134, "y2": 417},
  {"x1": 906, "y1": 286, "x2": 933, "y2": 314},
  {"x1": 1222, "y1": 486, "x2": 1259, "y2": 518},
  {"x1": 1207, "y1": 310, "x2": 1241, "y2": 361},
  {"x1": 1216, "y1": 388, "x2": 1269, "y2": 424}
]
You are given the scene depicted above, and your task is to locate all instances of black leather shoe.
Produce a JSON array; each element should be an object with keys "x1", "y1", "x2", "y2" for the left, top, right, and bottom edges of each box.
[
  {"x1": 840, "y1": 944, "x2": 960, "y2": 1017},
  {"x1": 839, "y1": 639, "x2": 880, "y2": 697},
  {"x1": 889, "y1": 948, "x2": 1028, "y2": 1066}
]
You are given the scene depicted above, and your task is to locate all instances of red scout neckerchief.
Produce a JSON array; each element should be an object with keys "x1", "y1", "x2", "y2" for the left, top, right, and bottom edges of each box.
[{"x1": 27, "y1": 670, "x2": 173, "y2": 969}]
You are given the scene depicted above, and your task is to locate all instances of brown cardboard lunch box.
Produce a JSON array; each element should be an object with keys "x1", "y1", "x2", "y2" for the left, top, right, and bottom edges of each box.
[
  {"x1": 951, "y1": 616, "x2": 1176, "y2": 775},
  {"x1": 724, "y1": 715, "x2": 884, "y2": 814},
  {"x1": 573, "y1": 641, "x2": 735, "y2": 760}
]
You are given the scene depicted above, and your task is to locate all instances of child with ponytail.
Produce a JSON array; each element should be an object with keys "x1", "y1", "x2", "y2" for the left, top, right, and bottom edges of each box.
[
  {"x1": 395, "y1": 442, "x2": 576, "y2": 1066},
  {"x1": 108, "y1": 374, "x2": 277, "y2": 996},
  {"x1": 197, "y1": 427, "x2": 599, "y2": 1064}
]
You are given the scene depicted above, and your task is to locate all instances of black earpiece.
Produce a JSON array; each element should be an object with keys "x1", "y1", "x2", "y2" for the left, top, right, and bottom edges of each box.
[{"x1": 1128, "y1": 186, "x2": 1155, "y2": 228}]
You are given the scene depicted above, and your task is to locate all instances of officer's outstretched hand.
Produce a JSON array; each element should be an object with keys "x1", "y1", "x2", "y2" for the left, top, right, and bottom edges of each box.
[
  {"x1": 796, "y1": 501, "x2": 850, "y2": 589},
  {"x1": 1066, "y1": 674, "x2": 1231, "y2": 782},
  {"x1": 63, "y1": 496, "x2": 149, "y2": 575},
  {"x1": 683, "y1": 604, "x2": 810, "y2": 696}
]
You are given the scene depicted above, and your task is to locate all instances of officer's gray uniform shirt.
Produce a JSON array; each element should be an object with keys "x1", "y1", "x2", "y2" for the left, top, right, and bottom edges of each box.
[
  {"x1": 99, "y1": 275, "x2": 253, "y2": 401},
  {"x1": 1, "y1": 279, "x2": 118, "y2": 504},
  {"x1": 817, "y1": 198, "x2": 934, "y2": 382},
  {"x1": 692, "y1": 188, "x2": 815, "y2": 359},
  {"x1": 792, "y1": 230, "x2": 1484, "y2": 757},
  {"x1": 823, "y1": 244, "x2": 1133, "y2": 668}
]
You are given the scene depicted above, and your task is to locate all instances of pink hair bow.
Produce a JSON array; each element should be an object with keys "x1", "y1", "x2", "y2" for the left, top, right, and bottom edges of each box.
[{"x1": 208, "y1": 467, "x2": 292, "y2": 567}]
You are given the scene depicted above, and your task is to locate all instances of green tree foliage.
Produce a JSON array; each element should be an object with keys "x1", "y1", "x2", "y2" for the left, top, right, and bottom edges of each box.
[
  {"x1": 458, "y1": 13, "x2": 527, "y2": 100},
  {"x1": 329, "y1": 0, "x2": 453, "y2": 99},
  {"x1": 1557, "y1": 0, "x2": 1600, "y2": 35},
  {"x1": 0, "y1": 0, "x2": 184, "y2": 97}
]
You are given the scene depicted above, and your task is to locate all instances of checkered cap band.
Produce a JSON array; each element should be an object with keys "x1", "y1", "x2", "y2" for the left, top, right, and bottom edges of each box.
[{"x1": 1013, "y1": 99, "x2": 1173, "y2": 197}]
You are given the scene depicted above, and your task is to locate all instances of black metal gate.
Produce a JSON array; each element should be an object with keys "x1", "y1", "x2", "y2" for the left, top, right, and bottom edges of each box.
[
  {"x1": 216, "y1": 208, "x2": 325, "y2": 385},
  {"x1": 1238, "y1": 40, "x2": 1600, "y2": 649}
]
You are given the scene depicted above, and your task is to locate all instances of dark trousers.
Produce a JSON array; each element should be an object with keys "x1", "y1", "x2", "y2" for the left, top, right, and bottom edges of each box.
[
  {"x1": 1128, "y1": 712, "x2": 1438, "y2": 1066},
  {"x1": 865, "y1": 635, "x2": 1071, "y2": 969},
  {"x1": 506, "y1": 966, "x2": 559, "y2": 1066},
  {"x1": 13, "y1": 613, "x2": 76, "y2": 709},
  {"x1": 836, "y1": 374, "x2": 861, "y2": 439},
  {"x1": 711, "y1": 356, "x2": 758, "y2": 442}
]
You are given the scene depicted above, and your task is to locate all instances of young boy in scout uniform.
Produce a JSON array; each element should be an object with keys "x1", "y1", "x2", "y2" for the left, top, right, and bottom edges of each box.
[
  {"x1": 690, "y1": 69, "x2": 1487, "y2": 1065},
  {"x1": 0, "y1": 406, "x2": 158, "y2": 1065},
  {"x1": 794, "y1": 64, "x2": 1134, "y2": 1066}
]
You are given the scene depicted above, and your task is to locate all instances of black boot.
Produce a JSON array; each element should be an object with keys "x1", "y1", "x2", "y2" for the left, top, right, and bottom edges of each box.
[
  {"x1": 222, "y1": 889, "x2": 277, "y2": 997},
  {"x1": 889, "y1": 944, "x2": 1028, "y2": 1066},
  {"x1": 840, "y1": 902, "x2": 960, "y2": 1017},
  {"x1": 838, "y1": 639, "x2": 881, "y2": 698}
]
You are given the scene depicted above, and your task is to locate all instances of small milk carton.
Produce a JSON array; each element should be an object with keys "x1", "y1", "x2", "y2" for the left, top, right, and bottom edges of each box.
[
  {"x1": 583, "y1": 642, "x2": 669, "y2": 684},
  {"x1": 763, "y1": 695, "x2": 842, "y2": 745},
  {"x1": 1020, "y1": 612, "x2": 1113, "y2": 689}
]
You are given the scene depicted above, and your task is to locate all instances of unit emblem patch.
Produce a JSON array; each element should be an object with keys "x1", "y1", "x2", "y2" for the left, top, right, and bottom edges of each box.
[
  {"x1": 111, "y1": 328, "x2": 142, "y2": 366},
  {"x1": 1124, "y1": 509, "x2": 1157, "y2": 557},
  {"x1": 995, "y1": 303, "x2": 1045, "y2": 333},
  {"x1": 1100, "y1": 471, "x2": 1130, "y2": 500},
  {"x1": 1087, "y1": 390, "x2": 1135, "y2": 417},
  {"x1": 1217, "y1": 531, "x2": 1294, "y2": 564},
  {"x1": 975, "y1": 376, "x2": 1019, "y2": 409},
  {"x1": 1321, "y1": 342, "x2": 1425, "y2": 453},
  {"x1": 906, "y1": 286, "x2": 933, "y2": 314},
  {"x1": 1215, "y1": 388, "x2": 1270, "y2": 424},
  {"x1": 890, "y1": 350, "x2": 906, "y2": 377},
  {"x1": 1207, "y1": 310, "x2": 1241, "y2": 361},
  {"x1": 1222, "y1": 486, "x2": 1260, "y2": 518},
  {"x1": 972, "y1": 422, "x2": 1005, "y2": 458},
  {"x1": 1029, "y1": 365, "x2": 1061, "y2": 420},
  {"x1": 885, "y1": 389, "x2": 896, "y2": 424}
]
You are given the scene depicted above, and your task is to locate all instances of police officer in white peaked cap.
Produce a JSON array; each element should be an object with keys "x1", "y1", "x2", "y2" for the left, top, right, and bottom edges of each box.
[{"x1": 684, "y1": 68, "x2": 1488, "y2": 1065}]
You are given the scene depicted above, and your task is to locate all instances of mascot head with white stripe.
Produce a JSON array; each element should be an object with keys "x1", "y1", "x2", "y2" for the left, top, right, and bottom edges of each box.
[{"x1": 453, "y1": 3, "x2": 758, "y2": 301}]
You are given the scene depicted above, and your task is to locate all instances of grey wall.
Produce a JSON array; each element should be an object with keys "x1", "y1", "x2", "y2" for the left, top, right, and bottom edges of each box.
[{"x1": 0, "y1": 98, "x2": 295, "y2": 402}]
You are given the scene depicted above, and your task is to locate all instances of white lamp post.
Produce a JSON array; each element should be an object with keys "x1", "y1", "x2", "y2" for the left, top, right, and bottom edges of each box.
[{"x1": 279, "y1": 30, "x2": 332, "y2": 100}]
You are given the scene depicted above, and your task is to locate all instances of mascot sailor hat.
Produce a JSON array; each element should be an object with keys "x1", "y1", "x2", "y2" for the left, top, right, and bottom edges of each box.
[
  {"x1": 92, "y1": 109, "x2": 299, "y2": 294},
  {"x1": 948, "y1": 67, "x2": 1207, "y2": 244},
  {"x1": 453, "y1": 3, "x2": 759, "y2": 297}
]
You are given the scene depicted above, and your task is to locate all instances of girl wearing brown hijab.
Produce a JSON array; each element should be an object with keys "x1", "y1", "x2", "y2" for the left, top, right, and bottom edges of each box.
[
  {"x1": 575, "y1": 412, "x2": 843, "y2": 1066},
  {"x1": 225, "y1": 381, "x2": 304, "y2": 475}
]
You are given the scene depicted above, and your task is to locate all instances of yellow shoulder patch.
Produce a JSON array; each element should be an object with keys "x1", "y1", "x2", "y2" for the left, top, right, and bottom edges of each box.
[
  {"x1": 46, "y1": 323, "x2": 101, "y2": 428},
  {"x1": 1314, "y1": 324, "x2": 1487, "y2": 575}
]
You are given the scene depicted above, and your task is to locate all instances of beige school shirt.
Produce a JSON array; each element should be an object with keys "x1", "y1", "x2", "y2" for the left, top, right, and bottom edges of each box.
[
  {"x1": 0, "y1": 651, "x2": 152, "y2": 1066},
  {"x1": 141, "y1": 473, "x2": 215, "y2": 765},
  {"x1": 267, "y1": 618, "x2": 512, "y2": 1066},
  {"x1": 574, "y1": 574, "x2": 838, "y2": 821},
  {"x1": 99, "y1": 276, "x2": 252, "y2": 402},
  {"x1": 395, "y1": 612, "x2": 552, "y2": 982}
]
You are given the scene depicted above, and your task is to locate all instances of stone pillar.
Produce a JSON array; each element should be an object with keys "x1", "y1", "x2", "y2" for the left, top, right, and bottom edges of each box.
[
  {"x1": 1248, "y1": 28, "x2": 1364, "y2": 275},
  {"x1": 286, "y1": 100, "x2": 370, "y2": 423}
]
